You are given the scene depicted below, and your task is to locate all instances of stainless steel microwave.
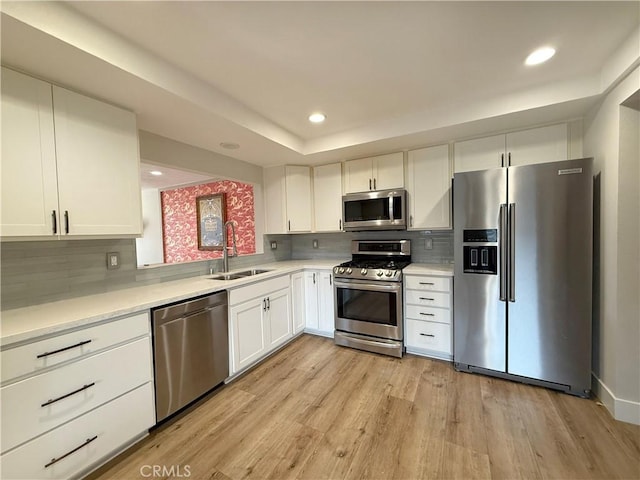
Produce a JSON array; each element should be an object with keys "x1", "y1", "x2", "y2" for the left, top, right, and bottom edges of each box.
[{"x1": 342, "y1": 189, "x2": 407, "y2": 231}]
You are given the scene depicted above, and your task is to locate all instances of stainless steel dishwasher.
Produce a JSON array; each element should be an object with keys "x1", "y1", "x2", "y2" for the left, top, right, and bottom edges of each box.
[{"x1": 152, "y1": 291, "x2": 228, "y2": 423}]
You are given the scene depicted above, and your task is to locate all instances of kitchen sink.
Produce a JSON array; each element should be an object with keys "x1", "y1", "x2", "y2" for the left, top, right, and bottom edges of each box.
[{"x1": 209, "y1": 269, "x2": 273, "y2": 281}]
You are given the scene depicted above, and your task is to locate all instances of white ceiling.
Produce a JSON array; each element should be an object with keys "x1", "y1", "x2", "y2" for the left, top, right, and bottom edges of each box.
[
  {"x1": 1, "y1": 1, "x2": 638, "y2": 168},
  {"x1": 140, "y1": 162, "x2": 216, "y2": 190}
]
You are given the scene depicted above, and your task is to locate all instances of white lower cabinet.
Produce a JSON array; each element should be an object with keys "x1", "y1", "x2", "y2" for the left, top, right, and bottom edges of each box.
[
  {"x1": 404, "y1": 275, "x2": 453, "y2": 360},
  {"x1": 290, "y1": 272, "x2": 306, "y2": 334},
  {"x1": 0, "y1": 311, "x2": 154, "y2": 479},
  {"x1": 0, "y1": 383, "x2": 154, "y2": 480},
  {"x1": 228, "y1": 275, "x2": 292, "y2": 375},
  {"x1": 302, "y1": 269, "x2": 335, "y2": 337}
]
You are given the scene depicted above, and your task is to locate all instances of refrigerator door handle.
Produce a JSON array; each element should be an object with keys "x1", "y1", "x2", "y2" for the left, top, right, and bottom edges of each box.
[
  {"x1": 499, "y1": 203, "x2": 508, "y2": 301},
  {"x1": 508, "y1": 203, "x2": 516, "y2": 302}
]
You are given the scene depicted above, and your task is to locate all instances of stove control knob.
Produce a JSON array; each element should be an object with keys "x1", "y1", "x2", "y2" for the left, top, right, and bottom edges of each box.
[
  {"x1": 346, "y1": 268, "x2": 353, "y2": 274},
  {"x1": 361, "y1": 268, "x2": 368, "y2": 275},
  {"x1": 333, "y1": 267, "x2": 339, "y2": 274},
  {"x1": 385, "y1": 270, "x2": 393, "y2": 277},
  {"x1": 338, "y1": 267, "x2": 345, "y2": 274},
  {"x1": 394, "y1": 270, "x2": 399, "y2": 276},
  {"x1": 376, "y1": 270, "x2": 383, "y2": 277}
]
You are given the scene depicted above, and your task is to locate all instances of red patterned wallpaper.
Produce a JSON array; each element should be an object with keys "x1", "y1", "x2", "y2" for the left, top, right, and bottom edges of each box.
[{"x1": 161, "y1": 180, "x2": 256, "y2": 263}]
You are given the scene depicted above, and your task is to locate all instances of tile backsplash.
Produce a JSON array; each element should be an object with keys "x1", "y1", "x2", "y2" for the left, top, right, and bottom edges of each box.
[{"x1": 0, "y1": 231, "x2": 451, "y2": 310}]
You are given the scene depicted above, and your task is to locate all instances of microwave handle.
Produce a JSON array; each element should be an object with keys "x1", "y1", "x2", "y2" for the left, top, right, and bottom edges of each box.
[{"x1": 389, "y1": 195, "x2": 394, "y2": 221}]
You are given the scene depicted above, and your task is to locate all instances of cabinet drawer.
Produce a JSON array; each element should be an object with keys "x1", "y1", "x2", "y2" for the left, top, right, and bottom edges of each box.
[
  {"x1": 405, "y1": 290, "x2": 450, "y2": 308},
  {"x1": 405, "y1": 276, "x2": 451, "y2": 292},
  {"x1": 1, "y1": 311, "x2": 150, "y2": 383},
  {"x1": 1, "y1": 337, "x2": 152, "y2": 454},
  {"x1": 405, "y1": 319, "x2": 451, "y2": 355},
  {"x1": 405, "y1": 305, "x2": 451, "y2": 325},
  {"x1": 0, "y1": 382, "x2": 154, "y2": 480},
  {"x1": 229, "y1": 275, "x2": 290, "y2": 305}
]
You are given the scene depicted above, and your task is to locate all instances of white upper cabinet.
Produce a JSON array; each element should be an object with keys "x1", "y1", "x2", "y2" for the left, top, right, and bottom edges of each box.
[
  {"x1": 407, "y1": 144, "x2": 451, "y2": 230},
  {"x1": 505, "y1": 123, "x2": 568, "y2": 167},
  {"x1": 344, "y1": 152, "x2": 404, "y2": 193},
  {"x1": 53, "y1": 86, "x2": 142, "y2": 236},
  {"x1": 313, "y1": 163, "x2": 343, "y2": 232},
  {"x1": 1, "y1": 68, "x2": 59, "y2": 237},
  {"x1": 264, "y1": 165, "x2": 312, "y2": 233},
  {"x1": 453, "y1": 123, "x2": 569, "y2": 173},
  {"x1": 1, "y1": 68, "x2": 142, "y2": 239}
]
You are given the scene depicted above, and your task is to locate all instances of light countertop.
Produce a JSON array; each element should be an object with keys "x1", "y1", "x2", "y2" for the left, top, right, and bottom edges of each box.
[
  {"x1": 0, "y1": 259, "x2": 345, "y2": 347},
  {"x1": 0, "y1": 259, "x2": 452, "y2": 347},
  {"x1": 404, "y1": 263, "x2": 454, "y2": 276}
]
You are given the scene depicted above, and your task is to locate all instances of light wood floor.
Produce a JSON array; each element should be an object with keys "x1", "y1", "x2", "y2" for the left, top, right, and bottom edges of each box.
[{"x1": 89, "y1": 334, "x2": 640, "y2": 480}]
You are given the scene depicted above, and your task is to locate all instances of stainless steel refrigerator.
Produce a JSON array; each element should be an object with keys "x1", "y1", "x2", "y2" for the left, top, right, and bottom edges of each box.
[{"x1": 453, "y1": 157, "x2": 593, "y2": 397}]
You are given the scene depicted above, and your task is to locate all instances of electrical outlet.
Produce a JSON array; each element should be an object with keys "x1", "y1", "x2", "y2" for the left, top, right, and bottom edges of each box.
[
  {"x1": 106, "y1": 252, "x2": 120, "y2": 270},
  {"x1": 425, "y1": 238, "x2": 433, "y2": 250},
  {"x1": 270, "y1": 241, "x2": 277, "y2": 250},
  {"x1": 312, "y1": 239, "x2": 319, "y2": 249}
]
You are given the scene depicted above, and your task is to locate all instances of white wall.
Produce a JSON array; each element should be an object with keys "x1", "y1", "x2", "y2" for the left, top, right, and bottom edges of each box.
[
  {"x1": 583, "y1": 65, "x2": 640, "y2": 424},
  {"x1": 135, "y1": 188, "x2": 164, "y2": 266}
]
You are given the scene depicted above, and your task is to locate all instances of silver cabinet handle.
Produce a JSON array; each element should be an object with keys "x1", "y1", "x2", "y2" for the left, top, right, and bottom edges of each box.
[
  {"x1": 313, "y1": 273, "x2": 316, "y2": 284},
  {"x1": 52, "y1": 210, "x2": 57, "y2": 234},
  {"x1": 419, "y1": 282, "x2": 434, "y2": 285},
  {"x1": 499, "y1": 203, "x2": 508, "y2": 302},
  {"x1": 288, "y1": 220, "x2": 291, "y2": 231},
  {"x1": 508, "y1": 152, "x2": 512, "y2": 166},
  {"x1": 501, "y1": 153, "x2": 504, "y2": 167},
  {"x1": 419, "y1": 312, "x2": 435, "y2": 316},
  {"x1": 37, "y1": 339, "x2": 92, "y2": 359},
  {"x1": 509, "y1": 203, "x2": 516, "y2": 302},
  {"x1": 410, "y1": 215, "x2": 413, "y2": 227},
  {"x1": 41, "y1": 382, "x2": 96, "y2": 407},
  {"x1": 267, "y1": 297, "x2": 271, "y2": 310},
  {"x1": 263, "y1": 298, "x2": 267, "y2": 311},
  {"x1": 419, "y1": 333, "x2": 435, "y2": 337},
  {"x1": 64, "y1": 210, "x2": 70, "y2": 234},
  {"x1": 373, "y1": 178, "x2": 377, "y2": 189},
  {"x1": 369, "y1": 179, "x2": 372, "y2": 190},
  {"x1": 329, "y1": 275, "x2": 332, "y2": 286},
  {"x1": 45, "y1": 435, "x2": 98, "y2": 468},
  {"x1": 339, "y1": 219, "x2": 342, "y2": 230},
  {"x1": 419, "y1": 297, "x2": 434, "y2": 301}
]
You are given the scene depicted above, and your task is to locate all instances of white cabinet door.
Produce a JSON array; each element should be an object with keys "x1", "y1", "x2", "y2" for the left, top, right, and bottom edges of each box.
[
  {"x1": 373, "y1": 152, "x2": 404, "y2": 191},
  {"x1": 263, "y1": 166, "x2": 286, "y2": 234},
  {"x1": 313, "y1": 163, "x2": 343, "y2": 231},
  {"x1": 407, "y1": 145, "x2": 451, "y2": 230},
  {"x1": 290, "y1": 272, "x2": 306, "y2": 334},
  {"x1": 343, "y1": 157, "x2": 373, "y2": 194},
  {"x1": 317, "y1": 271, "x2": 335, "y2": 336},
  {"x1": 454, "y1": 134, "x2": 505, "y2": 173},
  {"x1": 1, "y1": 68, "x2": 59, "y2": 237},
  {"x1": 344, "y1": 153, "x2": 404, "y2": 193},
  {"x1": 53, "y1": 86, "x2": 142, "y2": 236},
  {"x1": 506, "y1": 124, "x2": 568, "y2": 166},
  {"x1": 230, "y1": 297, "x2": 267, "y2": 374},
  {"x1": 266, "y1": 287, "x2": 292, "y2": 350},
  {"x1": 284, "y1": 165, "x2": 312, "y2": 232},
  {"x1": 304, "y1": 271, "x2": 320, "y2": 330}
]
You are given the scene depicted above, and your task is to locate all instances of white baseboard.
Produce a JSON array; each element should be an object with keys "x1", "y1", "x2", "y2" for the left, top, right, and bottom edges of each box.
[{"x1": 592, "y1": 374, "x2": 640, "y2": 425}]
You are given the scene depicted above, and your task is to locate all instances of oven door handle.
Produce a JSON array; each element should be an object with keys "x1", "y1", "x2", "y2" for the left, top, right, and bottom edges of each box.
[{"x1": 334, "y1": 280, "x2": 402, "y2": 293}]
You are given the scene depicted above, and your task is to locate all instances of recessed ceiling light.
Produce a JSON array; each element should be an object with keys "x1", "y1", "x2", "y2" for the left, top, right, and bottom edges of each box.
[
  {"x1": 220, "y1": 142, "x2": 240, "y2": 150},
  {"x1": 525, "y1": 47, "x2": 556, "y2": 66},
  {"x1": 308, "y1": 113, "x2": 326, "y2": 124},
  {"x1": 149, "y1": 170, "x2": 163, "y2": 176}
]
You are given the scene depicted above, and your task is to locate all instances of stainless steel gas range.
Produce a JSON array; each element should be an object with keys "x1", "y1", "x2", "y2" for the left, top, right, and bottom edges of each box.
[{"x1": 333, "y1": 240, "x2": 411, "y2": 358}]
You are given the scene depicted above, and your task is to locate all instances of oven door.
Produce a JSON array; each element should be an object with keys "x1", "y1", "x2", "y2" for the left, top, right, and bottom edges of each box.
[{"x1": 334, "y1": 279, "x2": 403, "y2": 341}]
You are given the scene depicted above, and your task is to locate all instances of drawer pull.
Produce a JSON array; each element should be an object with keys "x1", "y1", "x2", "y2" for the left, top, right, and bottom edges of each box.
[
  {"x1": 41, "y1": 382, "x2": 96, "y2": 407},
  {"x1": 419, "y1": 282, "x2": 435, "y2": 285},
  {"x1": 44, "y1": 435, "x2": 98, "y2": 468},
  {"x1": 37, "y1": 339, "x2": 92, "y2": 359},
  {"x1": 419, "y1": 312, "x2": 435, "y2": 316},
  {"x1": 419, "y1": 333, "x2": 435, "y2": 337},
  {"x1": 419, "y1": 297, "x2": 435, "y2": 301}
]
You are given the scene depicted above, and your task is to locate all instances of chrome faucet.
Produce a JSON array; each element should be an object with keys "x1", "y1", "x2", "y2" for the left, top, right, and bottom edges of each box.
[{"x1": 222, "y1": 220, "x2": 238, "y2": 272}]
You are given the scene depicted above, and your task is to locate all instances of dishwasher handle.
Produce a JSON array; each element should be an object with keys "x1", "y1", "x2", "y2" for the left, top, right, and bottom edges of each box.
[{"x1": 153, "y1": 291, "x2": 228, "y2": 324}]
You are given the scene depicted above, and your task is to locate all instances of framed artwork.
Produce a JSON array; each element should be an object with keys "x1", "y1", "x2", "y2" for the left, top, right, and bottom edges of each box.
[{"x1": 196, "y1": 193, "x2": 226, "y2": 250}]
